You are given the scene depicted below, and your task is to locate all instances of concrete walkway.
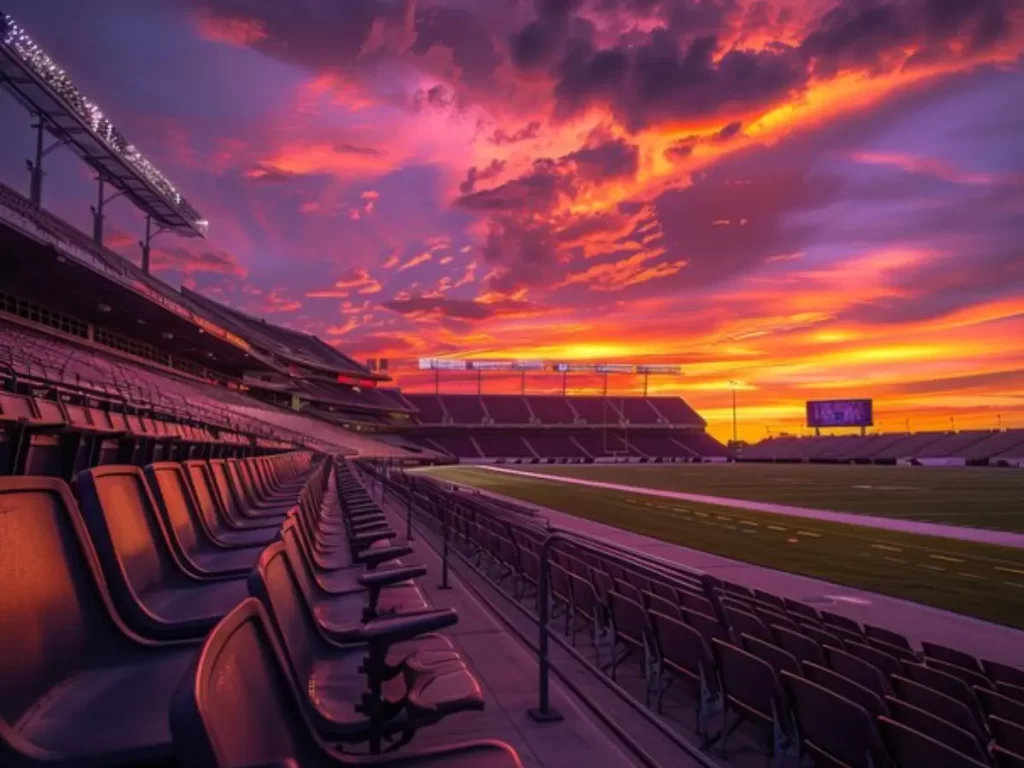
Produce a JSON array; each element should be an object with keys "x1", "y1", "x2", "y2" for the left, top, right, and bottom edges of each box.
[
  {"x1": 479, "y1": 466, "x2": 1024, "y2": 549},
  {"x1": 462, "y1": 482, "x2": 1024, "y2": 670}
]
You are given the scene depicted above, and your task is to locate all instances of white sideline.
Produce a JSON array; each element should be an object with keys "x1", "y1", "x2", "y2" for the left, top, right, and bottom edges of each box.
[{"x1": 474, "y1": 465, "x2": 1024, "y2": 549}]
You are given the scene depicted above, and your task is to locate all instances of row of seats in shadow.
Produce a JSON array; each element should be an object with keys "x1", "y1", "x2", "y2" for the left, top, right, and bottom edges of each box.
[
  {"x1": 371, "y1": 467, "x2": 1024, "y2": 768},
  {"x1": 0, "y1": 452, "x2": 524, "y2": 767}
]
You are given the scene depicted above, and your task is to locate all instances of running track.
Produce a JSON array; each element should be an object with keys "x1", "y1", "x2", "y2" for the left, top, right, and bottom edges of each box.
[{"x1": 477, "y1": 465, "x2": 1024, "y2": 549}]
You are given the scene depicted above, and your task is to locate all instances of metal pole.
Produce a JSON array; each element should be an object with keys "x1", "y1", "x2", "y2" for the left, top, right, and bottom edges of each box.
[
  {"x1": 562, "y1": 370, "x2": 567, "y2": 396},
  {"x1": 521, "y1": 370, "x2": 526, "y2": 396},
  {"x1": 141, "y1": 215, "x2": 152, "y2": 274},
  {"x1": 439, "y1": 502, "x2": 452, "y2": 590},
  {"x1": 731, "y1": 386, "x2": 737, "y2": 444},
  {"x1": 528, "y1": 534, "x2": 564, "y2": 722},
  {"x1": 643, "y1": 372, "x2": 649, "y2": 397},
  {"x1": 998, "y1": 413, "x2": 1003, "y2": 431},
  {"x1": 434, "y1": 368, "x2": 439, "y2": 395},
  {"x1": 92, "y1": 178, "x2": 105, "y2": 245},
  {"x1": 30, "y1": 121, "x2": 44, "y2": 205}
]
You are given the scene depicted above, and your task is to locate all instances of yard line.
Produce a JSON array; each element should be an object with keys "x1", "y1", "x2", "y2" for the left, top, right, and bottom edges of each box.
[
  {"x1": 958, "y1": 572, "x2": 986, "y2": 580},
  {"x1": 766, "y1": 524, "x2": 787, "y2": 531},
  {"x1": 929, "y1": 554, "x2": 964, "y2": 563},
  {"x1": 995, "y1": 566, "x2": 1024, "y2": 577},
  {"x1": 871, "y1": 544, "x2": 903, "y2": 552},
  {"x1": 918, "y1": 564, "x2": 946, "y2": 572},
  {"x1": 884, "y1": 557, "x2": 908, "y2": 564},
  {"x1": 796, "y1": 530, "x2": 823, "y2": 538}
]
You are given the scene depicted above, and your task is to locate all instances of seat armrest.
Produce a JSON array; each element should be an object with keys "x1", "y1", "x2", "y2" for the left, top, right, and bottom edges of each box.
[
  {"x1": 362, "y1": 608, "x2": 458, "y2": 649},
  {"x1": 359, "y1": 564, "x2": 427, "y2": 588},
  {"x1": 357, "y1": 544, "x2": 412, "y2": 569}
]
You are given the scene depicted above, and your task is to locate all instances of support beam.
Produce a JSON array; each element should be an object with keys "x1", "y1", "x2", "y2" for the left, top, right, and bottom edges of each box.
[
  {"x1": 25, "y1": 120, "x2": 65, "y2": 206},
  {"x1": 139, "y1": 215, "x2": 170, "y2": 274},
  {"x1": 90, "y1": 177, "x2": 125, "y2": 246}
]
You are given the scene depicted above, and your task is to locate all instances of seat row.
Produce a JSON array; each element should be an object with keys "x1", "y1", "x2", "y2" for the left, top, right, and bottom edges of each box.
[
  {"x1": 1, "y1": 454, "x2": 522, "y2": 767},
  {"x1": 370, "y1": 464, "x2": 1024, "y2": 768}
]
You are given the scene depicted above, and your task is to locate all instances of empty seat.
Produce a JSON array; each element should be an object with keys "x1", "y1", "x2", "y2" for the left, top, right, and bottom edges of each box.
[
  {"x1": 803, "y1": 661, "x2": 888, "y2": 720},
  {"x1": 985, "y1": 660, "x2": 1024, "y2": 689},
  {"x1": 712, "y1": 640, "x2": 788, "y2": 758},
  {"x1": 904, "y1": 662, "x2": 986, "y2": 727},
  {"x1": 993, "y1": 745, "x2": 1024, "y2": 768},
  {"x1": 169, "y1": 598, "x2": 523, "y2": 767},
  {"x1": 783, "y1": 598, "x2": 821, "y2": 624},
  {"x1": 771, "y1": 625, "x2": 826, "y2": 667},
  {"x1": 977, "y1": 686, "x2": 1024, "y2": 726},
  {"x1": 922, "y1": 642, "x2": 982, "y2": 672},
  {"x1": 992, "y1": 716, "x2": 1024, "y2": 756},
  {"x1": 606, "y1": 591, "x2": 653, "y2": 685},
  {"x1": 184, "y1": 460, "x2": 281, "y2": 534},
  {"x1": 739, "y1": 634, "x2": 802, "y2": 680},
  {"x1": 649, "y1": 611, "x2": 719, "y2": 740},
  {"x1": 799, "y1": 621, "x2": 847, "y2": 651},
  {"x1": 781, "y1": 671, "x2": 888, "y2": 768},
  {"x1": 75, "y1": 465, "x2": 248, "y2": 641},
  {"x1": 1001, "y1": 683, "x2": 1024, "y2": 704},
  {"x1": 821, "y1": 610, "x2": 862, "y2": 636},
  {"x1": 885, "y1": 696, "x2": 988, "y2": 763},
  {"x1": 878, "y1": 717, "x2": 988, "y2": 768},
  {"x1": 145, "y1": 462, "x2": 265, "y2": 576},
  {"x1": 824, "y1": 645, "x2": 890, "y2": 697},
  {"x1": 925, "y1": 657, "x2": 993, "y2": 691},
  {"x1": 864, "y1": 624, "x2": 913, "y2": 651},
  {"x1": 891, "y1": 675, "x2": 988, "y2": 745},
  {"x1": 0, "y1": 476, "x2": 198, "y2": 766},
  {"x1": 846, "y1": 640, "x2": 905, "y2": 680},
  {"x1": 723, "y1": 606, "x2": 771, "y2": 643}
]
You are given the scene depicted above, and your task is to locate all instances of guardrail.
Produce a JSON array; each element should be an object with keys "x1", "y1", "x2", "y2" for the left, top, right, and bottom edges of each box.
[{"x1": 359, "y1": 459, "x2": 724, "y2": 768}]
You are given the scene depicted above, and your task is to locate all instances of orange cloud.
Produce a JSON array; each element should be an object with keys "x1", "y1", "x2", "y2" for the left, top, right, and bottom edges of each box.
[{"x1": 398, "y1": 252, "x2": 433, "y2": 271}]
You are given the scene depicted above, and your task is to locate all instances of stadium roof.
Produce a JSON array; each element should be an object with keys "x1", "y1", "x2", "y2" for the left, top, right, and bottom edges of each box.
[{"x1": 0, "y1": 12, "x2": 208, "y2": 238}]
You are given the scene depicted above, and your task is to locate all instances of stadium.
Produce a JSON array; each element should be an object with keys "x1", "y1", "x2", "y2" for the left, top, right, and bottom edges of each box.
[{"x1": 1, "y1": 7, "x2": 1023, "y2": 768}]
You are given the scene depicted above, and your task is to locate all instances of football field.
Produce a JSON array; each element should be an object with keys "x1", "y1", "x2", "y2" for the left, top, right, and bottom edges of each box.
[{"x1": 419, "y1": 463, "x2": 1024, "y2": 628}]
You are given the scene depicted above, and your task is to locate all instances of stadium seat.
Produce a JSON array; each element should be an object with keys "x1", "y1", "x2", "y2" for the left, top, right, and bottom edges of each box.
[
  {"x1": 922, "y1": 641, "x2": 983, "y2": 672},
  {"x1": 891, "y1": 675, "x2": 988, "y2": 745},
  {"x1": 606, "y1": 590, "x2": 654, "y2": 688},
  {"x1": 992, "y1": 716, "x2": 1024, "y2": 756},
  {"x1": 75, "y1": 465, "x2": 249, "y2": 641},
  {"x1": 994, "y1": 746, "x2": 1024, "y2": 768},
  {"x1": 846, "y1": 640, "x2": 906, "y2": 680},
  {"x1": 226, "y1": 459, "x2": 294, "y2": 515},
  {"x1": 712, "y1": 639, "x2": 789, "y2": 759},
  {"x1": 145, "y1": 462, "x2": 265, "y2": 576},
  {"x1": 0, "y1": 476, "x2": 198, "y2": 766},
  {"x1": 977, "y1": 686, "x2": 1024, "y2": 726},
  {"x1": 985, "y1": 660, "x2": 1024, "y2": 689},
  {"x1": 798, "y1": 621, "x2": 848, "y2": 652},
  {"x1": 802, "y1": 661, "x2": 888, "y2": 720},
  {"x1": 878, "y1": 717, "x2": 988, "y2": 768},
  {"x1": 184, "y1": 459, "x2": 282, "y2": 532},
  {"x1": 169, "y1": 598, "x2": 524, "y2": 767},
  {"x1": 1001, "y1": 683, "x2": 1024, "y2": 704},
  {"x1": 210, "y1": 458, "x2": 287, "y2": 521},
  {"x1": 738, "y1": 634, "x2": 803, "y2": 680},
  {"x1": 883, "y1": 696, "x2": 988, "y2": 763},
  {"x1": 771, "y1": 625, "x2": 827, "y2": 667},
  {"x1": 723, "y1": 605, "x2": 772, "y2": 643},
  {"x1": 824, "y1": 645, "x2": 891, "y2": 697},
  {"x1": 864, "y1": 624, "x2": 913, "y2": 651},
  {"x1": 648, "y1": 611, "x2": 719, "y2": 739},
  {"x1": 783, "y1": 598, "x2": 821, "y2": 624},
  {"x1": 821, "y1": 610, "x2": 863, "y2": 637},
  {"x1": 781, "y1": 671, "x2": 888, "y2": 768},
  {"x1": 248, "y1": 543, "x2": 486, "y2": 750},
  {"x1": 904, "y1": 662, "x2": 986, "y2": 727},
  {"x1": 925, "y1": 657, "x2": 994, "y2": 691}
]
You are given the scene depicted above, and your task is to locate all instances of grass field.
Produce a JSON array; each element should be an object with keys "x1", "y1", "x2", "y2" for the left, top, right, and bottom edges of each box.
[
  {"x1": 514, "y1": 463, "x2": 1024, "y2": 532},
  {"x1": 420, "y1": 465, "x2": 1024, "y2": 629}
]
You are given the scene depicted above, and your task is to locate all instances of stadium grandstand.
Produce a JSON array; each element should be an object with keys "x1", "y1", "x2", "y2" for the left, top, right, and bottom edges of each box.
[{"x1": 3, "y1": 10, "x2": 1024, "y2": 768}]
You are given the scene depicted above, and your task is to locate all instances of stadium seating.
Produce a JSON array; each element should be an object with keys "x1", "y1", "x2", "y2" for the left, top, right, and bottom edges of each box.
[
  {"x1": 525, "y1": 395, "x2": 576, "y2": 424},
  {"x1": 439, "y1": 395, "x2": 488, "y2": 424},
  {"x1": 523, "y1": 433, "x2": 590, "y2": 458},
  {"x1": 370, "y1": 465, "x2": 1024, "y2": 768}
]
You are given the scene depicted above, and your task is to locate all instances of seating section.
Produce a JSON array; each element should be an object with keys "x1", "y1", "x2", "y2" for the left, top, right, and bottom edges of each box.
[
  {"x1": 742, "y1": 429, "x2": 1024, "y2": 464},
  {"x1": 372, "y1": 465, "x2": 1024, "y2": 768},
  {"x1": 525, "y1": 396, "x2": 577, "y2": 424},
  {"x1": 1, "y1": 450, "x2": 524, "y2": 767}
]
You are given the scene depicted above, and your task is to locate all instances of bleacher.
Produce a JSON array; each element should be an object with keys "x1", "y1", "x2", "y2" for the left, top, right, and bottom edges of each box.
[
  {"x1": 370, "y1": 466, "x2": 1024, "y2": 768},
  {"x1": 742, "y1": 430, "x2": 1024, "y2": 465}
]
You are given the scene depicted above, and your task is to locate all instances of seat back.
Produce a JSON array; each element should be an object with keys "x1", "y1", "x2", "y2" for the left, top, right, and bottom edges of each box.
[
  {"x1": 607, "y1": 591, "x2": 649, "y2": 649},
  {"x1": 226, "y1": 460, "x2": 257, "y2": 508},
  {"x1": 208, "y1": 459, "x2": 249, "y2": 520},
  {"x1": 650, "y1": 611, "x2": 715, "y2": 688},
  {"x1": 248, "y1": 542, "x2": 319, "y2": 687},
  {"x1": 169, "y1": 599, "x2": 312, "y2": 767},
  {"x1": 884, "y1": 696, "x2": 987, "y2": 762},
  {"x1": 34, "y1": 399, "x2": 66, "y2": 425},
  {"x1": 992, "y1": 716, "x2": 1024, "y2": 755},
  {"x1": 75, "y1": 465, "x2": 184, "y2": 608},
  {"x1": 0, "y1": 478, "x2": 129, "y2": 744},
  {"x1": 922, "y1": 642, "x2": 981, "y2": 672},
  {"x1": 739, "y1": 634, "x2": 802, "y2": 680},
  {"x1": 892, "y1": 675, "x2": 984, "y2": 740},
  {"x1": 976, "y1": 686, "x2": 1024, "y2": 726},
  {"x1": 771, "y1": 625, "x2": 825, "y2": 666},
  {"x1": 145, "y1": 462, "x2": 207, "y2": 557},
  {"x1": 985, "y1": 660, "x2": 1024, "y2": 689},
  {"x1": 803, "y1": 661, "x2": 887, "y2": 720},
  {"x1": 712, "y1": 639, "x2": 782, "y2": 726},
  {"x1": 878, "y1": 716, "x2": 987, "y2": 768},
  {"x1": 781, "y1": 671, "x2": 886, "y2": 768},
  {"x1": 825, "y1": 645, "x2": 889, "y2": 697},
  {"x1": 183, "y1": 460, "x2": 231, "y2": 530},
  {"x1": 993, "y1": 745, "x2": 1024, "y2": 768}
]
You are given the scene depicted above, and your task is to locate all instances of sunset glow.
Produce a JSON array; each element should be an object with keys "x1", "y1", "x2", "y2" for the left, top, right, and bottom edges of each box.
[{"x1": 2, "y1": 0, "x2": 1021, "y2": 443}]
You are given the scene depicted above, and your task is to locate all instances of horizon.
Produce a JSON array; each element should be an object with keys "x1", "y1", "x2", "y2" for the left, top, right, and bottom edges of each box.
[{"x1": 2, "y1": 0, "x2": 1022, "y2": 444}]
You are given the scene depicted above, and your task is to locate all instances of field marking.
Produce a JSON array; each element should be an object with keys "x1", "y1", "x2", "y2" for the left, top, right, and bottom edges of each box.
[
  {"x1": 473, "y1": 465, "x2": 1024, "y2": 550},
  {"x1": 884, "y1": 557, "x2": 908, "y2": 564},
  {"x1": 918, "y1": 564, "x2": 946, "y2": 572},
  {"x1": 995, "y1": 566, "x2": 1024, "y2": 577},
  {"x1": 766, "y1": 524, "x2": 787, "y2": 531},
  {"x1": 796, "y1": 530, "x2": 823, "y2": 538},
  {"x1": 1005, "y1": 582, "x2": 1024, "y2": 589},
  {"x1": 929, "y1": 554, "x2": 964, "y2": 564},
  {"x1": 871, "y1": 544, "x2": 903, "y2": 552},
  {"x1": 958, "y1": 572, "x2": 986, "y2": 580}
]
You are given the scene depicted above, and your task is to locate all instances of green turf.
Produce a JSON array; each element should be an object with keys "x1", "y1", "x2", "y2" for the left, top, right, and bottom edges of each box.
[
  {"x1": 421, "y1": 465, "x2": 1024, "y2": 629},
  {"x1": 511, "y1": 463, "x2": 1024, "y2": 532}
]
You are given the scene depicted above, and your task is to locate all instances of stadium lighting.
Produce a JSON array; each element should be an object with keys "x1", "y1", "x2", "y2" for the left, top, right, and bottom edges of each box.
[
  {"x1": 0, "y1": 12, "x2": 208, "y2": 237},
  {"x1": 728, "y1": 380, "x2": 739, "y2": 445}
]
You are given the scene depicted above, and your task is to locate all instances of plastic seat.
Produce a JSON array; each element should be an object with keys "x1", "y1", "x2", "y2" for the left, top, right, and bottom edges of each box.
[
  {"x1": 821, "y1": 610, "x2": 862, "y2": 637},
  {"x1": 824, "y1": 645, "x2": 890, "y2": 697},
  {"x1": 739, "y1": 634, "x2": 802, "y2": 680},
  {"x1": 922, "y1": 642, "x2": 982, "y2": 672},
  {"x1": 781, "y1": 671, "x2": 888, "y2": 768},
  {"x1": 891, "y1": 675, "x2": 988, "y2": 745},
  {"x1": 712, "y1": 639, "x2": 788, "y2": 758},
  {"x1": 926, "y1": 657, "x2": 994, "y2": 691},
  {"x1": 643, "y1": 591, "x2": 682, "y2": 621},
  {"x1": 878, "y1": 717, "x2": 987, "y2": 768},
  {"x1": 993, "y1": 745, "x2": 1024, "y2": 768},
  {"x1": 606, "y1": 590, "x2": 653, "y2": 685},
  {"x1": 771, "y1": 624, "x2": 826, "y2": 667},
  {"x1": 146, "y1": 462, "x2": 265, "y2": 576},
  {"x1": 723, "y1": 606, "x2": 772, "y2": 643},
  {"x1": 649, "y1": 611, "x2": 719, "y2": 739},
  {"x1": 169, "y1": 599, "x2": 523, "y2": 767},
  {"x1": 864, "y1": 624, "x2": 913, "y2": 651},
  {"x1": 1001, "y1": 683, "x2": 1024, "y2": 704},
  {"x1": 992, "y1": 716, "x2": 1024, "y2": 755},
  {"x1": 75, "y1": 465, "x2": 248, "y2": 641},
  {"x1": 184, "y1": 459, "x2": 281, "y2": 534},
  {"x1": 904, "y1": 662, "x2": 986, "y2": 727},
  {"x1": 0, "y1": 476, "x2": 198, "y2": 767},
  {"x1": 209, "y1": 459, "x2": 287, "y2": 523},
  {"x1": 985, "y1": 660, "x2": 1024, "y2": 689},
  {"x1": 249, "y1": 543, "x2": 485, "y2": 749},
  {"x1": 977, "y1": 686, "x2": 1024, "y2": 726},
  {"x1": 803, "y1": 661, "x2": 888, "y2": 720},
  {"x1": 884, "y1": 696, "x2": 988, "y2": 762},
  {"x1": 846, "y1": 640, "x2": 905, "y2": 680},
  {"x1": 227, "y1": 459, "x2": 294, "y2": 516}
]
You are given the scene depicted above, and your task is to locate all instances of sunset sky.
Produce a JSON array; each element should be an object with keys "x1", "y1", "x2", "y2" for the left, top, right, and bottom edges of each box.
[{"x1": 2, "y1": 0, "x2": 1022, "y2": 442}]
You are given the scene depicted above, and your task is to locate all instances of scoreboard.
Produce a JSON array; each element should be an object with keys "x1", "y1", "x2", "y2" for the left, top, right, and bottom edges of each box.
[{"x1": 806, "y1": 399, "x2": 874, "y2": 428}]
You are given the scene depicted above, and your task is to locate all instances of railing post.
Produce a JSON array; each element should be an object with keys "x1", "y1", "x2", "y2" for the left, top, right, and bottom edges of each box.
[
  {"x1": 529, "y1": 533, "x2": 564, "y2": 722},
  {"x1": 438, "y1": 501, "x2": 452, "y2": 590}
]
